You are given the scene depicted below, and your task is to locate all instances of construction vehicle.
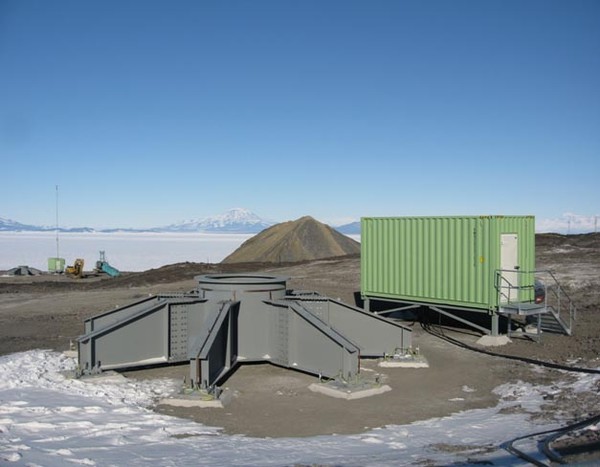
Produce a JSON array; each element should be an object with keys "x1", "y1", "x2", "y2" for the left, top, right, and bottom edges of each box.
[
  {"x1": 65, "y1": 259, "x2": 85, "y2": 278},
  {"x1": 95, "y1": 251, "x2": 120, "y2": 277}
]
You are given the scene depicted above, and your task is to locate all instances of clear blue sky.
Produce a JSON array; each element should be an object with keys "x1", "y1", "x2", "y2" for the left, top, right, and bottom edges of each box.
[{"x1": 1, "y1": 0, "x2": 598, "y2": 229}]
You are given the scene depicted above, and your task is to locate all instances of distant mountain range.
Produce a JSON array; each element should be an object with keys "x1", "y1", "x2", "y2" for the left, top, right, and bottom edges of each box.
[
  {"x1": 0, "y1": 217, "x2": 96, "y2": 233},
  {"x1": 0, "y1": 209, "x2": 275, "y2": 234},
  {"x1": 1, "y1": 209, "x2": 361, "y2": 235}
]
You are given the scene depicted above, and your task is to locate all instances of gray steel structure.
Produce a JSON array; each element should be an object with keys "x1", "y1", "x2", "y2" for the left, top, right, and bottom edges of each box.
[
  {"x1": 7, "y1": 265, "x2": 42, "y2": 276},
  {"x1": 78, "y1": 274, "x2": 412, "y2": 392}
]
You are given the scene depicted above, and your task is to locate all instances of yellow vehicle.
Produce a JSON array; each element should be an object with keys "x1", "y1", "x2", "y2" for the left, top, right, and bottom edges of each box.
[{"x1": 65, "y1": 258, "x2": 85, "y2": 278}]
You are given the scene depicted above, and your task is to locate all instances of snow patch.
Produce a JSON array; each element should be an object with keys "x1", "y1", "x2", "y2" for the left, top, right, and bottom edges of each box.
[{"x1": 0, "y1": 350, "x2": 598, "y2": 466}]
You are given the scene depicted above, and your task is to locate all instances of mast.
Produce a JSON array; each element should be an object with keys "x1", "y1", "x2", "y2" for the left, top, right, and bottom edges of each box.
[{"x1": 55, "y1": 185, "x2": 60, "y2": 259}]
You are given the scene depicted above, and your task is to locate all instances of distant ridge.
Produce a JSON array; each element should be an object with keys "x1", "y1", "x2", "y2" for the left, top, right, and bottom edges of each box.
[
  {"x1": 336, "y1": 221, "x2": 360, "y2": 235},
  {"x1": 0, "y1": 208, "x2": 272, "y2": 234},
  {"x1": 0, "y1": 217, "x2": 40, "y2": 232},
  {"x1": 222, "y1": 216, "x2": 361, "y2": 264},
  {"x1": 0, "y1": 217, "x2": 95, "y2": 233}
]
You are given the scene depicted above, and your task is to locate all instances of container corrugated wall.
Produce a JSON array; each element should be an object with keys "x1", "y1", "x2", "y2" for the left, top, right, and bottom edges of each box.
[
  {"x1": 361, "y1": 216, "x2": 535, "y2": 310},
  {"x1": 47, "y1": 257, "x2": 65, "y2": 273}
]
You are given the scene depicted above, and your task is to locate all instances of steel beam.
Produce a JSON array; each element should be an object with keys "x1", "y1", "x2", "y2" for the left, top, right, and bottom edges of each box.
[
  {"x1": 78, "y1": 296, "x2": 205, "y2": 372},
  {"x1": 78, "y1": 274, "x2": 413, "y2": 394},
  {"x1": 290, "y1": 297, "x2": 410, "y2": 356},
  {"x1": 429, "y1": 306, "x2": 492, "y2": 335},
  {"x1": 189, "y1": 302, "x2": 238, "y2": 389}
]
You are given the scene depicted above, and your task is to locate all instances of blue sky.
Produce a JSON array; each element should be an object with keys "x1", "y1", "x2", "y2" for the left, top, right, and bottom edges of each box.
[{"x1": 1, "y1": 0, "x2": 598, "y2": 230}]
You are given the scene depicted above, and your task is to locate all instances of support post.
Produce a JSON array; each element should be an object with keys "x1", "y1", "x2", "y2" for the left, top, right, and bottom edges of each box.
[{"x1": 491, "y1": 312, "x2": 499, "y2": 336}]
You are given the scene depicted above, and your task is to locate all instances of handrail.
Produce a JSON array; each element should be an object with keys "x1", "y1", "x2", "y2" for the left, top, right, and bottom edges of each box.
[
  {"x1": 495, "y1": 269, "x2": 577, "y2": 336},
  {"x1": 536, "y1": 269, "x2": 577, "y2": 334},
  {"x1": 540, "y1": 269, "x2": 577, "y2": 306},
  {"x1": 495, "y1": 269, "x2": 537, "y2": 306}
]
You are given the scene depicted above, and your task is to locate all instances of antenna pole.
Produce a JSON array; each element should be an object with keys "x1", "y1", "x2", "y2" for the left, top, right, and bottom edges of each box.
[{"x1": 56, "y1": 185, "x2": 59, "y2": 259}]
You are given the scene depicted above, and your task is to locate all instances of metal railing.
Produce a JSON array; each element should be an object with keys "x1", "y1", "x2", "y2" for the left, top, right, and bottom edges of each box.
[
  {"x1": 536, "y1": 269, "x2": 577, "y2": 335},
  {"x1": 495, "y1": 269, "x2": 537, "y2": 308},
  {"x1": 495, "y1": 269, "x2": 577, "y2": 335}
]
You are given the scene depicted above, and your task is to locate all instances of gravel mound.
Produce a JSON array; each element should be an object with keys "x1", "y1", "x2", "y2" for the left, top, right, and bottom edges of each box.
[{"x1": 222, "y1": 216, "x2": 360, "y2": 264}]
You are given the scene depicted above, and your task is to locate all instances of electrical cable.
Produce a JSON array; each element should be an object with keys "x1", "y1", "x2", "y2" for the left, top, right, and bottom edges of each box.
[
  {"x1": 419, "y1": 319, "x2": 600, "y2": 375},
  {"x1": 419, "y1": 317, "x2": 600, "y2": 465}
]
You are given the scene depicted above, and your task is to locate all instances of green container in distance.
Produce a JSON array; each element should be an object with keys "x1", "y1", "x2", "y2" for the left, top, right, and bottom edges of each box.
[{"x1": 48, "y1": 257, "x2": 65, "y2": 273}]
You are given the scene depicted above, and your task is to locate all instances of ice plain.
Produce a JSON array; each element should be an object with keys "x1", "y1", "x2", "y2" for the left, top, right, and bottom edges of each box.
[
  {"x1": 0, "y1": 232, "x2": 362, "y2": 272},
  {"x1": 0, "y1": 232, "x2": 255, "y2": 272}
]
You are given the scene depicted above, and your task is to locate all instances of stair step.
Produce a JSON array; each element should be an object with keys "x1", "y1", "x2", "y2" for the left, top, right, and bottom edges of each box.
[
  {"x1": 539, "y1": 311, "x2": 571, "y2": 335},
  {"x1": 540, "y1": 326, "x2": 566, "y2": 333}
]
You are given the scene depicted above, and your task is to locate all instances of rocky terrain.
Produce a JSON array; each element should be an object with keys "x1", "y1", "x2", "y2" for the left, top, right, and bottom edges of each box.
[
  {"x1": 0, "y1": 232, "x2": 598, "y2": 461},
  {"x1": 0, "y1": 233, "x2": 597, "y2": 365}
]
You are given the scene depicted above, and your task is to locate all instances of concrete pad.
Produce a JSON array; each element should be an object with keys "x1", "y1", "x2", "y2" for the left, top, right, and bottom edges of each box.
[
  {"x1": 525, "y1": 325, "x2": 542, "y2": 335},
  {"x1": 159, "y1": 389, "x2": 232, "y2": 409},
  {"x1": 62, "y1": 350, "x2": 78, "y2": 358},
  {"x1": 379, "y1": 354, "x2": 429, "y2": 369},
  {"x1": 309, "y1": 383, "x2": 392, "y2": 400},
  {"x1": 476, "y1": 335, "x2": 512, "y2": 347},
  {"x1": 159, "y1": 397, "x2": 224, "y2": 409}
]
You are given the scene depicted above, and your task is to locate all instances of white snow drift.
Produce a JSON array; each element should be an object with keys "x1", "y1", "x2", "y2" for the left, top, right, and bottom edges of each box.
[{"x1": 1, "y1": 350, "x2": 598, "y2": 466}]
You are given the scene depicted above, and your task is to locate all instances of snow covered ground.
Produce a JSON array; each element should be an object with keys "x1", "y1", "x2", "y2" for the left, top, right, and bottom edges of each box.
[{"x1": 1, "y1": 350, "x2": 598, "y2": 466}]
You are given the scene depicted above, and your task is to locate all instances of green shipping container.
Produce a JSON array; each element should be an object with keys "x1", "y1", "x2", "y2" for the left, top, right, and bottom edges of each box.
[
  {"x1": 48, "y1": 257, "x2": 65, "y2": 273},
  {"x1": 361, "y1": 216, "x2": 535, "y2": 311}
]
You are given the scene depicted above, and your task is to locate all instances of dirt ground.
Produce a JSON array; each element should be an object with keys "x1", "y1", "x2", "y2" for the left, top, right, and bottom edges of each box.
[{"x1": 1, "y1": 234, "x2": 599, "y2": 449}]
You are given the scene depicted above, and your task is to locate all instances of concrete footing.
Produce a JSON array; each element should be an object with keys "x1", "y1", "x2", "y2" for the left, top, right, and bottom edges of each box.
[
  {"x1": 378, "y1": 354, "x2": 429, "y2": 368},
  {"x1": 308, "y1": 381, "x2": 391, "y2": 400},
  {"x1": 476, "y1": 335, "x2": 512, "y2": 347},
  {"x1": 159, "y1": 389, "x2": 233, "y2": 409}
]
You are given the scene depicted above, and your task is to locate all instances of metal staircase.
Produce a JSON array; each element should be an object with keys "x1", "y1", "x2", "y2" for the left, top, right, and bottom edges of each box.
[
  {"x1": 540, "y1": 308, "x2": 571, "y2": 334},
  {"x1": 496, "y1": 270, "x2": 576, "y2": 340},
  {"x1": 538, "y1": 279, "x2": 576, "y2": 336}
]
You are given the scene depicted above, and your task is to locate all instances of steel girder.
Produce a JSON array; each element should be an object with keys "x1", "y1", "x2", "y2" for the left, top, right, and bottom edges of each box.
[{"x1": 77, "y1": 275, "x2": 412, "y2": 391}]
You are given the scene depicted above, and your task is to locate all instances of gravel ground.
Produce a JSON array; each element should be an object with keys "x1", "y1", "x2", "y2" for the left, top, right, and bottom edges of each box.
[{"x1": 1, "y1": 233, "x2": 598, "y2": 460}]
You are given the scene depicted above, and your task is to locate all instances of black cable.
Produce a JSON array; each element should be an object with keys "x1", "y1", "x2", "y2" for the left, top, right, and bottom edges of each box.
[
  {"x1": 542, "y1": 413, "x2": 600, "y2": 463},
  {"x1": 419, "y1": 320, "x2": 600, "y2": 374},
  {"x1": 419, "y1": 318, "x2": 600, "y2": 464},
  {"x1": 503, "y1": 412, "x2": 600, "y2": 466}
]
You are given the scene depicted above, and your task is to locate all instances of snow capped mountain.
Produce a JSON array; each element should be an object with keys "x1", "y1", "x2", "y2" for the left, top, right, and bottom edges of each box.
[
  {"x1": 0, "y1": 217, "x2": 44, "y2": 232},
  {"x1": 0, "y1": 217, "x2": 96, "y2": 233},
  {"x1": 161, "y1": 208, "x2": 273, "y2": 233},
  {"x1": 0, "y1": 209, "x2": 272, "y2": 234}
]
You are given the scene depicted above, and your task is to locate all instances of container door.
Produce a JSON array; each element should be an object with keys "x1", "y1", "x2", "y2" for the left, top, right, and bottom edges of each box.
[{"x1": 500, "y1": 233, "x2": 519, "y2": 303}]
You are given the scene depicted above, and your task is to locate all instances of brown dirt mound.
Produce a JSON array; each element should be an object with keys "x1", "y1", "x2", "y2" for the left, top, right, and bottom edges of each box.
[{"x1": 222, "y1": 216, "x2": 360, "y2": 264}]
